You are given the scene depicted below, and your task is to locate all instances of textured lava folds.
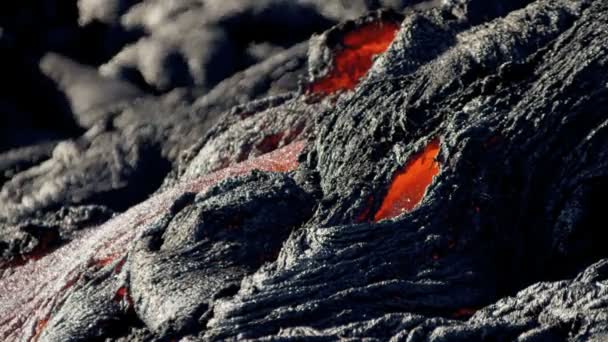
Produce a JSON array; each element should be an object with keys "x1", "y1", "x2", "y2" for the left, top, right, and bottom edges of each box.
[{"x1": 0, "y1": 142, "x2": 305, "y2": 341}]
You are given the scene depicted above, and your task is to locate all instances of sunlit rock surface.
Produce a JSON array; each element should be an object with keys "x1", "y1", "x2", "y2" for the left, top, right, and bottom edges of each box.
[{"x1": 2, "y1": 0, "x2": 608, "y2": 340}]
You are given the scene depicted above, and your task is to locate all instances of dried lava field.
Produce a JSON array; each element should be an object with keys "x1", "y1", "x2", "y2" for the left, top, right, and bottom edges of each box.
[{"x1": 2, "y1": 0, "x2": 608, "y2": 341}]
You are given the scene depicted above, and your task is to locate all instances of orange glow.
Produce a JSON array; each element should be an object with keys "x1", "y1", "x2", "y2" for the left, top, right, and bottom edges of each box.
[
  {"x1": 355, "y1": 195, "x2": 374, "y2": 223},
  {"x1": 114, "y1": 287, "x2": 127, "y2": 300},
  {"x1": 33, "y1": 318, "x2": 48, "y2": 341},
  {"x1": 189, "y1": 141, "x2": 304, "y2": 194},
  {"x1": 374, "y1": 139, "x2": 441, "y2": 222},
  {"x1": 308, "y1": 21, "x2": 399, "y2": 95}
]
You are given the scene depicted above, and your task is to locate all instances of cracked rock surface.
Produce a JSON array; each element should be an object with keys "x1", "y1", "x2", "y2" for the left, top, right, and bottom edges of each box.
[{"x1": 2, "y1": 0, "x2": 608, "y2": 341}]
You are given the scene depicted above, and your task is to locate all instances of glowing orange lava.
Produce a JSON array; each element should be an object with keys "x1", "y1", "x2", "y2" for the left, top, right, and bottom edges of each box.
[
  {"x1": 33, "y1": 318, "x2": 48, "y2": 341},
  {"x1": 374, "y1": 139, "x2": 441, "y2": 222},
  {"x1": 308, "y1": 21, "x2": 400, "y2": 95}
]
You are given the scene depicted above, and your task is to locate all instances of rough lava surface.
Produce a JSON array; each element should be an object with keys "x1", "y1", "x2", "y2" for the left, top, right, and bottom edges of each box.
[{"x1": 1, "y1": 0, "x2": 608, "y2": 341}]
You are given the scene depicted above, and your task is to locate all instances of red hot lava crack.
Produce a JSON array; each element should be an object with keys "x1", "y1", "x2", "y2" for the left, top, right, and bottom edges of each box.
[{"x1": 308, "y1": 20, "x2": 400, "y2": 96}]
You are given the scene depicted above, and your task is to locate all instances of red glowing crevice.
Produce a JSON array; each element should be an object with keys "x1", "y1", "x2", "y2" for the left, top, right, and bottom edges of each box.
[
  {"x1": 355, "y1": 195, "x2": 374, "y2": 223},
  {"x1": 256, "y1": 133, "x2": 285, "y2": 154},
  {"x1": 33, "y1": 318, "x2": 48, "y2": 342},
  {"x1": 374, "y1": 139, "x2": 441, "y2": 222},
  {"x1": 114, "y1": 286, "x2": 134, "y2": 307},
  {"x1": 0, "y1": 141, "x2": 305, "y2": 341},
  {"x1": 452, "y1": 307, "x2": 477, "y2": 319},
  {"x1": 308, "y1": 21, "x2": 400, "y2": 96},
  {"x1": 93, "y1": 254, "x2": 120, "y2": 268}
]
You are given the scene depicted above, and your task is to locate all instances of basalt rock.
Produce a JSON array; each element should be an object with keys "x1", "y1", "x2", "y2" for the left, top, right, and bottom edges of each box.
[{"x1": 2, "y1": 0, "x2": 608, "y2": 341}]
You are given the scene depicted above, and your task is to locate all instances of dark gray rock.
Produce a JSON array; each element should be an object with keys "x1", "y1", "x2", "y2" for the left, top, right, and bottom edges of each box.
[
  {"x1": 0, "y1": 9, "x2": 316, "y2": 262},
  {"x1": 0, "y1": 204, "x2": 113, "y2": 263},
  {"x1": 2, "y1": 0, "x2": 608, "y2": 341},
  {"x1": 129, "y1": 172, "x2": 314, "y2": 338},
  {"x1": 201, "y1": 0, "x2": 608, "y2": 340},
  {"x1": 0, "y1": 124, "x2": 168, "y2": 221},
  {"x1": 191, "y1": 43, "x2": 309, "y2": 120},
  {"x1": 0, "y1": 140, "x2": 59, "y2": 186}
]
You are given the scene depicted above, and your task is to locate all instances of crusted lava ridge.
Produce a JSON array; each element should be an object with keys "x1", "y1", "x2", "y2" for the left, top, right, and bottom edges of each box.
[{"x1": 1, "y1": 0, "x2": 608, "y2": 341}]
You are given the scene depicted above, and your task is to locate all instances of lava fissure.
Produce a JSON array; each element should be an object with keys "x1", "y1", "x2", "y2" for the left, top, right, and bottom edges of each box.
[
  {"x1": 308, "y1": 20, "x2": 400, "y2": 96},
  {"x1": 2, "y1": 0, "x2": 608, "y2": 340},
  {"x1": 374, "y1": 139, "x2": 441, "y2": 221}
]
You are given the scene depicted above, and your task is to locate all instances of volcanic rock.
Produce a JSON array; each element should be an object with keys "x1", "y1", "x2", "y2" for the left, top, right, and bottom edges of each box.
[{"x1": 1, "y1": 0, "x2": 608, "y2": 341}]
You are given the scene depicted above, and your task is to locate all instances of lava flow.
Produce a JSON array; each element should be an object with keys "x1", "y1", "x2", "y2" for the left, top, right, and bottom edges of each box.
[
  {"x1": 374, "y1": 139, "x2": 441, "y2": 221},
  {"x1": 0, "y1": 141, "x2": 305, "y2": 341},
  {"x1": 308, "y1": 20, "x2": 400, "y2": 95}
]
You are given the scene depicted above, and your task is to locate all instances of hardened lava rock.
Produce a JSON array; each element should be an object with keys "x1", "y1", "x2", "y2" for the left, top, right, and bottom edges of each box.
[
  {"x1": 2, "y1": 0, "x2": 608, "y2": 341},
  {"x1": 203, "y1": 0, "x2": 608, "y2": 340}
]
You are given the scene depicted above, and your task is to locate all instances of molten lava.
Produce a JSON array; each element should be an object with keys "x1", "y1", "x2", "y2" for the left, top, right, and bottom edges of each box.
[
  {"x1": 0, "y1": 141, "x2": 305, "y2": 341},
  {"x1": 374, "y1": 139, "x2": 441, "y2": 222},
  {"x1": 308, "y1": 21, "x2": 400, "y2": 95}
]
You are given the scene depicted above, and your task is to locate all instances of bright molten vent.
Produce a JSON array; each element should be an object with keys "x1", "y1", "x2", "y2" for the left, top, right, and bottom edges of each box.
[
  {"x1": 374, "y1": 139, "x2": 441, "y2": 221},
  {"x1": 308, "y1": 20, "x2": 400, "y2": 95}
]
